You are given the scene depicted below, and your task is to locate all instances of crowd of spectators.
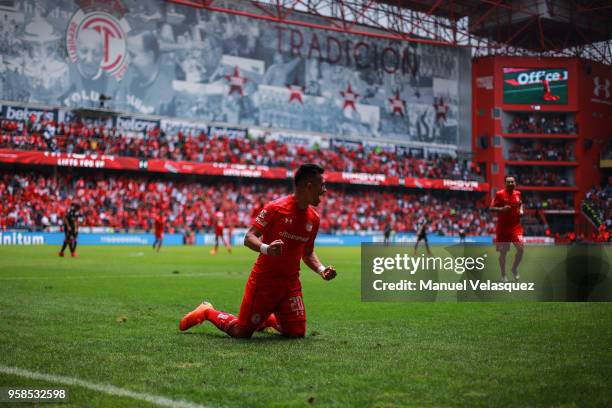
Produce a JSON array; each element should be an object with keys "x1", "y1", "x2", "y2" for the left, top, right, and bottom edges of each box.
[
  {"x1": 508, "y1": 139, "x2": 574, "y2": 161},
  {"x1": 521, "y1": 193, "x2": 574, "y2": 210},
  {"x1": 521, "y1": 213, "x2": 546, "y2": 236},
  {"x1": 508, "y1": 167, "x2": 571, "y2": 186},
  {"x1": 0, "y1": 171, "x2": 495, "y2": 236},
  {"x1": 584, "y1": 184, "x2": 612, "y2": 232},
  {"x1": 0, "y1": 117, "x2": 483, "y2": 181},
  {"x1": 506, "y1": 113, "x2": 576, "y2": 134},
  {"x1": 320, "y1": 189, "x2": 494, "y2": 235}
]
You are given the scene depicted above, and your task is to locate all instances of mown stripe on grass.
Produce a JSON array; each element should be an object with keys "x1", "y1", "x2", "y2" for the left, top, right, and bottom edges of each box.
[{"x1": 0, "y1": 365, "x2": 209, "y2": 408}]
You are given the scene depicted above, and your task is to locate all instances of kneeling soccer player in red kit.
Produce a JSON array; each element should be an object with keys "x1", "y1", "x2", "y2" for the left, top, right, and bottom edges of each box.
[{"x1": 179, "y1": 163, "x2": 337, "y2": 338}]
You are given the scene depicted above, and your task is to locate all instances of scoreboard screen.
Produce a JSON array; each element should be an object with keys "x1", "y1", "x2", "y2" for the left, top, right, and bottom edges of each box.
[{"x1": 503, "y1": 68, "x2": 568, "y2": 104}]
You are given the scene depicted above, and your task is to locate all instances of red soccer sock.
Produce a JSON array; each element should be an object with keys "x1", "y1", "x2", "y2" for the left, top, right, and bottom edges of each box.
[
  {"x1": 205, "y1": 308, "x2": 238, "y2": 333},
  {"x1": 257, "y1": 313, "x2": 281, "y2": 332}
]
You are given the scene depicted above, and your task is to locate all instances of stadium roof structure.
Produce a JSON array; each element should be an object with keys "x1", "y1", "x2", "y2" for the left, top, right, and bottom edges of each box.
[{"x1": 168, "y1": 0, "x2": 612, "y2": 64}]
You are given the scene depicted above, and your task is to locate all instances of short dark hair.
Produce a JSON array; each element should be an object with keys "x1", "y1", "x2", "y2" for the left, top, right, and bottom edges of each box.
[
  {"x1": 294, "y1": 163, "x2": 324, "y2": 187},
  {"x1": 504, "y1": 175, "x2": 516, "y2": 182}
]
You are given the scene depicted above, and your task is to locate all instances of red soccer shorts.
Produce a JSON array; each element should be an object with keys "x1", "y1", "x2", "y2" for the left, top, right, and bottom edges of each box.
[
  {"x1": 495, "y1": 232, "x2": 524, "y2": 251},
  {"x1": 236, "y1": 274, "x2": 306, "y2": 334},
  {"x1": 155, "y1": 232, "x2": 163, "y2": 240}
]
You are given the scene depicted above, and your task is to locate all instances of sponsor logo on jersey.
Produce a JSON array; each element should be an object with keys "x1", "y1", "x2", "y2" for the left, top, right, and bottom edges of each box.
[{"x1": 279, "y1": 231, "x2": 309, "y2": 242}]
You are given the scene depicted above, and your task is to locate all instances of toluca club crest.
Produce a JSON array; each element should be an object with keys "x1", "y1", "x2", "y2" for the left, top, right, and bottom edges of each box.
[{"x1": 66, "y1": 0, "x2": 131, "y2": 80}]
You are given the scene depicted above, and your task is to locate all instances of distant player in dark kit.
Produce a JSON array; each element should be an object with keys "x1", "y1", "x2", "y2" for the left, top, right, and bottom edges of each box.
[
  {"x1": 180, "y1": 164, "x2": 337, "y2": 338},
  {"x1": 59, "y1": 202, "x2": 81, "y2": 258},
  {"x1": 383, "y1": 223, "x2": 393, "y2": 245},
  {"x1": 414, "y1": 220, "x2": 432, "y2": 255},
  {"x1": 490, "y1": 175, "x2": 524, "y2": 281},
  {"x1": 153, "y1": 213, "x2": 165, "y2": 252},
  {"x1": 210, "y1": 207, "x2": 232, "y2": 255},
  {"x1": 458, "y1": 227, "x2": 466, "y2": 243}
]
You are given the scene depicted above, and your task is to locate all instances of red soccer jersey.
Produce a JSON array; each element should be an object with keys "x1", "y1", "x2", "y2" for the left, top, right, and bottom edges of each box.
[
  {"x1": 252, "y1": 195, "x2": 320, "y2": 280},
  {"x1": 154, "y1": 216, "x2": 165, "y2": 235},
  {"x1": 491, "y1": 189, "x2": 523, "y2": 235}
]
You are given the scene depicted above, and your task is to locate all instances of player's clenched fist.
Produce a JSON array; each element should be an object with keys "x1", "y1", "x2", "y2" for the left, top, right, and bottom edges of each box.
[
  {"x1": 320, "y1": 265, "x2": 336, "y2": 281},
  {"x1": 267, "y1": 239, "x2": 284, "y2": 256}
]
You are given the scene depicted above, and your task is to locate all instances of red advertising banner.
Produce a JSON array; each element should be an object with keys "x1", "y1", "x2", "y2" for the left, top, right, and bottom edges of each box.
[
  {"x1": 325, "y1": 172, "x2": 399, "y2": 186},
  {"x1": 404, "y1": 177, "x2": 489, "y2": 192},
  {"x1": 0, "y1": 149, "x2": 141, "y2": 170},
  {"x1": 0, "y1": 149, "x2": 490, "y2": 192},
  {"x1": 146, "y1": 160, "x2": 289, "y2": 179}
]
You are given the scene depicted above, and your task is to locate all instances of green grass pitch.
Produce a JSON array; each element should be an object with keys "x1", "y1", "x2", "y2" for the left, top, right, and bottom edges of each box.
[
  {"x1": 0, "y1": 245, "x2": 610, "y2": 407},
  {"x1": 503, "y1": 82, "x2": 568, "y2": 105}
]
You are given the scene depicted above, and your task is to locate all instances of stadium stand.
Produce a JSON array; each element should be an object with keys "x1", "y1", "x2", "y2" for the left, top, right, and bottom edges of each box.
[
  {"x1": 507, "y1": 167, "x2": 571, "y2": 187},
  {"x1": 506, "y1": 113, "x2": 577, "y2": 134},
  {"x1": 508, "y1": 139, "x2": 574, "y2": 161},
  {"x1": 583, "y1": 185, "x2": 612, "y2": 232},
  {"x1": 0, "y1": 169, "x2": 494, "y2": 235},
  {"x1": 0, "y1": 117, "x2": 482, "y2": 181},
  {"x1": 521, "y1": 192, "x2": 574, "y2": 210}
]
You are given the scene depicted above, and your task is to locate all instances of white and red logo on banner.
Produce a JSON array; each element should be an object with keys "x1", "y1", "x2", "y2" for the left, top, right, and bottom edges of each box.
[{"x1": 66, "y1": 0, "x2": 131, "y2": 80}]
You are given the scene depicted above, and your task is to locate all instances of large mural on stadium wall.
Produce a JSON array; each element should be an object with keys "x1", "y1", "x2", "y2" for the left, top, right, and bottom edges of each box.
[{"x1": 0, "y1": 0, "x2": 468, "y2": 144}]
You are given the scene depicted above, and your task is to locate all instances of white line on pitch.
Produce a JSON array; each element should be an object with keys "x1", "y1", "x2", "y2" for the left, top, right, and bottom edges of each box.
[{"x1": 0, "y1": 365, "x2": 209, "y2": 408}]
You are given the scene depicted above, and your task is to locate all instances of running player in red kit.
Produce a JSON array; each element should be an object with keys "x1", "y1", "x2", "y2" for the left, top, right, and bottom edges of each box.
[
  {"x1": 153, "y1": 213, "x2": 165, "y2": 252},
  {"x1": 180, "y1": 164, "x2": 336, "y2": 338},
  {"x1": 490, "y1": 175, "x2": 524, "y2": 281},
  {"x1": 543, "y1": 78, "x2": 560, "y2": 101},
  {"x1": 210, "y1": 207, "x2": 231, "y2": 255}
]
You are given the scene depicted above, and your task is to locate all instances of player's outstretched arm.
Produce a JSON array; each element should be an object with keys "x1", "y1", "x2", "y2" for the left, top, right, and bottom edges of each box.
[
  {"x1": 302, "y1": 251, "x2": 336, "y2": 281},
  {"x1": 244, "y1": 226, "x2": 284, "y2": 256}
]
